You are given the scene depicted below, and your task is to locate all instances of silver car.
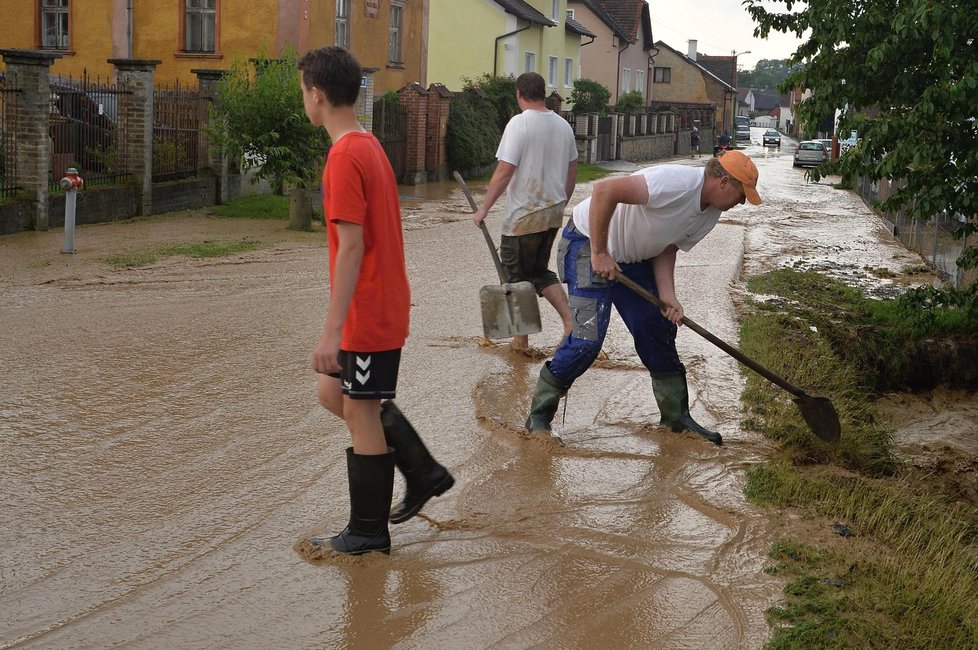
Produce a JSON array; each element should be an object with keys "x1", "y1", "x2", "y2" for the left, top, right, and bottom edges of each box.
[{"x1": 793, "y1": 140, "x2": 827, "y2": 167}]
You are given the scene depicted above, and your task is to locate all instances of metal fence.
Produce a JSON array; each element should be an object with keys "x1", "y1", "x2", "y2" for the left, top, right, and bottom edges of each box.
[
  {"x1": 1, "y1": 77, "x2": 19, "y2": 199},
  {"x1": 153, "y1": 81, "x2": 210, "y2": 182},
  {"x1": 856, "y1": 175, "x2": 975, "y2": 288},
  {"x1": 48, "y1": 72, "x2": 131, "y2": 192}
]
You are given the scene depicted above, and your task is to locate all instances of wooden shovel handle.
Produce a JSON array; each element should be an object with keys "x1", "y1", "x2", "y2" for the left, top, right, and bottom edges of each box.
[
  {"x1": 454, "y1": 171, "x2": 507, "y2": 283},
  {"x1": 613, "y1": 270, "x2": 809, "y2": 398}
]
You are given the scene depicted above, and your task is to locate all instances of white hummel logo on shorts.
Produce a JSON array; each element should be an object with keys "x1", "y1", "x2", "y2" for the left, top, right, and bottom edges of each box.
[
  {"x1": 355, "y1": 355, "x2": 371, "y2": 385},
  {"x1": 342, "y1": 380, "x2": 352, "y2": 390}
]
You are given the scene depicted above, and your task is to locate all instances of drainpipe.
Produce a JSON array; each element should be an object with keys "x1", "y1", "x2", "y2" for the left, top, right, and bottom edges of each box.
[
  {"x1": 127, "y1": 0, "x2": 133, "y2": 57},
  {"x1": 494, "y1": 21, "x2": 530, "y2": 76},
  {"x1": 616, "y1": 39, "x2": 630, "y2": 101},
  {"x1": 646, "y1": 46, "x2": 658, "y2": 105}
]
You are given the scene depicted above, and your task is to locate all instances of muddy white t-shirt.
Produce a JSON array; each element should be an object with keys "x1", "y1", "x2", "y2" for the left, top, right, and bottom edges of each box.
[
  {"x1": 496, "y1": 109, "x2": 578, "y2": 236},
  {"x1": 572, "y1": 165, "x2": 721, "y2": 263}
]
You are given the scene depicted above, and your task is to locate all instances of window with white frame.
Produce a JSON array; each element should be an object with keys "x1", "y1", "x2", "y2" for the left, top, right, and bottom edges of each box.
[
  {"x1": 335, "y1": 0, "x2": 349, "y2": 48},
  {"x1": 552, "y1": 0, "x2": 560, "y2": 20},
  {"x1": 564, "y1": 57, "x2": 573, "y2": 87},
  {"x1": 40, "y1": 0, "x2": 70, "y2": 50},
  {"x1": 622, "y1": 68, "x2": 631, "y2": 92},
  {"x1": 524, "y1": 51, "x2": 536, "y2": 73},
  {"x1": 548, "y1": 56, "x2": 558, "y2": 87},
  {"x1": 184, "y1": 0, "x2": 216, "y2": 53},
  {"x1": 388, "y1": 1, "x2": 404, "y2": 64},
  {"x1": 654, "y1": 66, "x2": 671, "y2": 83},
  {"x1": 636, "y1": 69, "x2": 644, "y2": 95},
  {"x1": 566, "y1": 8, "x2": 574, "y2": 20}
]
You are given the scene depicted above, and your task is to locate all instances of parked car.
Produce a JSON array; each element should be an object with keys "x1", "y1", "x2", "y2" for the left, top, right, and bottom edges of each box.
[
  {"x1": 735, "y1": 125, "x2": 751, "y2": 141},
  {"x1": 816, "y1": 138, "x2": 834, "y2": 158},
  {"x1": 762, "y1": 129, "x2": 781, "y2": 148},
  {"x1": 793, "y1": 140, "x2": 828, "y2": 167}
]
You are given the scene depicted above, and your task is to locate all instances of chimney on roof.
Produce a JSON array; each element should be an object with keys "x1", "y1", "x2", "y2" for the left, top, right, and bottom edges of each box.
[{"x1": 688, "y1": 39, "x2": 697, "y2": 61}]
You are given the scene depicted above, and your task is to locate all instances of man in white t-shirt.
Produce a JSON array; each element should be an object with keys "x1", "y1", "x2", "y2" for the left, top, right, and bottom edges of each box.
[
  {"x1": 525, "y1": 151, "x2": 762, "y2": 446},
  {"x1": 473, "y1": 72, "x2": 579, "y2": 349}
]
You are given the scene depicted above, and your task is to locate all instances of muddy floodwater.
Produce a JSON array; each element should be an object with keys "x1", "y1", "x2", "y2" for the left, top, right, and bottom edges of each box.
[{"x1": 3, "y1": 133, "x2": 976, "y2": 648}]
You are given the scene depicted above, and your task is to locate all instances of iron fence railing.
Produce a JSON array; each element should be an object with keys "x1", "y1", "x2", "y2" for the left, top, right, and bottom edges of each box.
[
  {"x1": 1, "y1": 79, "x2": 20, "y2": 199},
  {"x1": 48, "y1": 72, "x2": 131, "y2": 193},
  {"x1": 152, "y1": 81, "x2": 210, "y2": 182}
]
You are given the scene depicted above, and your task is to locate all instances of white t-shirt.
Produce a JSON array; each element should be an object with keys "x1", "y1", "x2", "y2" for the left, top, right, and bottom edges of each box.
[
  {"x1": 572, "y1": 165, "x2": 721, "y2": 263},
  {"x1": 496, "y1": 109, "x2": 578, "y2": 236}
]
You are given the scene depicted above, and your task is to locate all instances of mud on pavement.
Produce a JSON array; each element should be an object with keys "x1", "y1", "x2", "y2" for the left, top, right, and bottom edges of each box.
[{"x1": 3, "y1": 146, "x2": 974, "y2": 648}]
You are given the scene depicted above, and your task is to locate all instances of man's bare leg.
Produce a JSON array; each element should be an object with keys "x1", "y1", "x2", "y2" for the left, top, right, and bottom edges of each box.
[{"x1": 541, "y1": 283, "x2": 574, "y2": 341}]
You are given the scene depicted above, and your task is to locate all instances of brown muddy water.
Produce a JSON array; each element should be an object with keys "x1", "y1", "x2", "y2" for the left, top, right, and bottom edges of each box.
[{"x1": 2, "y1": 135, "x2": 975, "y2": 648}]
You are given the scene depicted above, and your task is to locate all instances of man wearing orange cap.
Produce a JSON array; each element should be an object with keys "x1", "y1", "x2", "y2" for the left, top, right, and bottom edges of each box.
[{"x1": 525, "y1": 150, "x2": 761, "y2": 445}]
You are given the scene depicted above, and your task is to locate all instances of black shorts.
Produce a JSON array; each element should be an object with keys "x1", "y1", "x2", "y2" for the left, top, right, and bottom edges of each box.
[
  {"x1": 327, "y1": 349, "x2": 401, "y2": 400},
  {"x1": 499, "y1": 228, "x2": 561, "y2": 295}
]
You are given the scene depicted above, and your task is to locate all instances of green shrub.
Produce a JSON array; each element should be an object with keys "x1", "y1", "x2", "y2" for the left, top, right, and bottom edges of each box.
[
  {"x1": 614, "y1": 90, "x2": 644, "y2": 114},
  {"x1": 570, "y1": 78, "x2": 611, "y2": 115},
  {"x1": 462, "y1": 73, "x2": 516, "y2": 134},
  {"x1": 446, "y1": 91, "x2": 500, "y2": 171}
]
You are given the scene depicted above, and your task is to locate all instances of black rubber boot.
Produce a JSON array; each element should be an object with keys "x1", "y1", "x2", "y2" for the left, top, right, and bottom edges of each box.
[
  {"x1": 651, "y1": 371, "x2": 723, "y2": 446},
  {"x1": 318, "y1": 447, "x2": 396, "y2": 555},
  {"x1": 381, "y1": 401, "x2": 455, "y2": 524},
  {"x1": 524, "y1": 363, "x2": 570, "y2": 434}
]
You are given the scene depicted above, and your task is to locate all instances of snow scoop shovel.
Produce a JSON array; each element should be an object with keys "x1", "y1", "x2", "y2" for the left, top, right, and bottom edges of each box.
[
  {"x1": 614, "y1": 270, "x2": 841, "y2": 443},
  {"x1": 454, "y1": 171, "x2": 542, "y2": 340}
]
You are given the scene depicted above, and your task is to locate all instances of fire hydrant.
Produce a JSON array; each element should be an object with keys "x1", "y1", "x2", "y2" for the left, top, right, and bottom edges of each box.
[{"x1": 59, "y1": 167, "x2": 84, "y2": 254}]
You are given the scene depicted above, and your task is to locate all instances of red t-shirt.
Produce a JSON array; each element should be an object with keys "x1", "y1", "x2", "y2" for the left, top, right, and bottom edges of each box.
[{"x1": 322, "y1": 132, "x2": 410, "y2": 352}]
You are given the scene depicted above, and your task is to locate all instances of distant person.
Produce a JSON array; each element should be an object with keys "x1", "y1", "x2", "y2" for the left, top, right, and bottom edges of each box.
[
  {"x1": 713, "y1": 129, "x2": 732, "y2": 156},
  {"x1": 690, "y1": 126, "x2": 700, "y2": 157},
  {"x1": 524, "y1": 151, "x2": 762, "y2": 446},
  {"x1": 473, "y1": 71, "x2": 579, "y2": 350},
  {"x1": 298, "y1": 46, "x2": 453, "y2": 556}
]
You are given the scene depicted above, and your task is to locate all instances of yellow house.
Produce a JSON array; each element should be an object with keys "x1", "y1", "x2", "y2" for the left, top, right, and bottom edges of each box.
[
  {"x1": 0, "y1": 1, "x2": 425, "y2": 93},
  {"x1": 427, "y1": 0, "x2": 589, "y2": 94}
]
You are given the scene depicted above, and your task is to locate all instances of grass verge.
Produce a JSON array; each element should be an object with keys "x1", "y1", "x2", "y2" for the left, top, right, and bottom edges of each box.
[
  {"x1": 740, "y1": 269, "x2": 978, "y2": 648},
  {"x1": 102, "y1": 239, "x2": 261, "y2": 269},
  {"x1": 212, "y1": 195, "x2": 289, "y2": 219}
]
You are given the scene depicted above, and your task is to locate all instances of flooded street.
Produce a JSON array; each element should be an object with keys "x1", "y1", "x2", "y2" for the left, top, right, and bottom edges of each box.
[{"x1": 2, "y1": 133, "x2": 972, "y2": 648}]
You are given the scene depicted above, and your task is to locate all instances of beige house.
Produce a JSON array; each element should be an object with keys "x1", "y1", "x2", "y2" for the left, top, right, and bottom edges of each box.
[
  {"x1": 568, "y1": 0, "x2": 654, "y2": 104},
  {"x1": 651, "y1": 39, "x2": 736, "y2": 134}
]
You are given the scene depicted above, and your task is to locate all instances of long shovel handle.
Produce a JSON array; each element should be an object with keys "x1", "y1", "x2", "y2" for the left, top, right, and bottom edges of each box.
[
  {"x1": 454, "y1": 171, "x2": 507, "y2": 283},
  {"x1": 613, "y1": 270, "x2": 809, "y2": 399}
]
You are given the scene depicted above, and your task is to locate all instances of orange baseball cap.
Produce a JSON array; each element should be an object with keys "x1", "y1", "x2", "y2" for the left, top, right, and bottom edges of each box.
[{"x1": 718, "y1": 150, "x2": 762, "y2": 205}]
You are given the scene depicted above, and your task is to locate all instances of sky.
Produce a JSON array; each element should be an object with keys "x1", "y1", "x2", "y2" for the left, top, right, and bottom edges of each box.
[{"x1": 648, "y1": 0, "x2": 807, "y2": 71}]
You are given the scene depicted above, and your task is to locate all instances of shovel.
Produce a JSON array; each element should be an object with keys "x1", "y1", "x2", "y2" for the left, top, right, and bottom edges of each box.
[
  {"x1": 614, "y1": 271, "x2": 841, "y2": 443},
  {"x1": 454, "y1": 171, "x2": 542, "y2": 340}
]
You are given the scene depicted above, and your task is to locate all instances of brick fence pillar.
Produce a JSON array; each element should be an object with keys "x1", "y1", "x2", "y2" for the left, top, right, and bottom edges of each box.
[
  {"x1": 398, "y1": 83, "x2": 428, "y2": 185},
  {"x1": 192, "y1": 68, "x2": 230, "y2": 204},
  {"x1": 426, "y1": 83, "x2": 453, "y2": 180},
  {"x1": 109, "y1": 58, "x2": 160, "y2": 216},
  {"x1": 0, "y1": 49, "x2": 62, "y2": 231}
]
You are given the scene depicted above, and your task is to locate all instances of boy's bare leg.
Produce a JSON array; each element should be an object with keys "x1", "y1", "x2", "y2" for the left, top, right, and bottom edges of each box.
[
  {"x1": 317, "y1": 375, "x2": 387, "y2": 454},
  {"x1": 341, "y1": 398, "x2": 388, "y2": 455}
]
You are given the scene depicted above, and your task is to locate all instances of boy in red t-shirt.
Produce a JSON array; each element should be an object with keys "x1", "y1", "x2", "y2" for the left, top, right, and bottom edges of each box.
[{"x1": 298, "y1": 47, "x2": 453, "y2": 556}]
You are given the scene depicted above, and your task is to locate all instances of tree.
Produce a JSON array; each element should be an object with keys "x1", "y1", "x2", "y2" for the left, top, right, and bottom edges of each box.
[
  {"x1": 748, "y1": 0, "x2": 978, "y2": 302},
  {"x1": 737, "y1": 58, "x2": 795, "y2": 89},
  {"x1": 570, "y1": 78, "x2": 611, "y2": 115},
  {"x1": 210, "y1": 47, "x2": 329, "y2": 194},
  {"x1": 461, "y1": 73, "x2": 516, "y2": 134}
]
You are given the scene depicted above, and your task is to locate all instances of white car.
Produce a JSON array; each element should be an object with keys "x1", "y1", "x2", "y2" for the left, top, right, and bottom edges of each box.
[{"x1": 793, "y1": 141, "x2": 827, "y2": 168}]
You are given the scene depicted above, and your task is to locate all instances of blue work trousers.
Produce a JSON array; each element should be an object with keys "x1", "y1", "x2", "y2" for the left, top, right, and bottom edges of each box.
[{"x1": 548, "y1": 222, "x2": 684, "y2": 386}]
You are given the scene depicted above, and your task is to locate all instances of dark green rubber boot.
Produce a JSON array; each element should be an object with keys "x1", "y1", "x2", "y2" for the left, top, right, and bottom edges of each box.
[
  {"x1": 524, "y1": 364, "x2": 570, "y2": 434},
  {"x1": 650, "y1": 371, "x2": 722, "y2": 446}
]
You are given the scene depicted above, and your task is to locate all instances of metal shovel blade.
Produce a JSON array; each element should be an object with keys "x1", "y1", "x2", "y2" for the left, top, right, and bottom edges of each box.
[
  {"x1": 793, "y1": 394, "x2": 841, "y2": 444},
  {"x1": 479, "y1": 281, "x2": 542, "y2": 339}
]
